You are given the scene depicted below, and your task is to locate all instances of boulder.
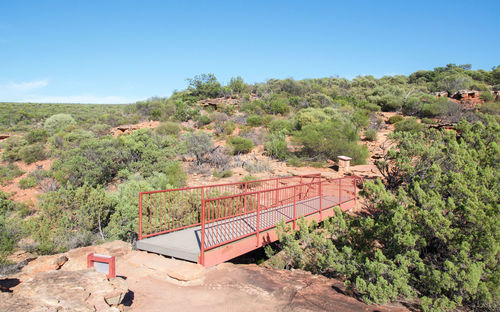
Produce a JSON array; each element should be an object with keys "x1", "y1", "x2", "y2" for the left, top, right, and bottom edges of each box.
[
  {"x1": 0, "y1": 269, "x2": 128, "y2": 312},
  {"x1": 20, "y1": 255, "x2": 68, "y2": 279}
]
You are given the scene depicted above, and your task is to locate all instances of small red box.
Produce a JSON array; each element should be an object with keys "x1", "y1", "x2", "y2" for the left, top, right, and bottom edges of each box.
[{"x1": 87, "y1": 253, "x2": 115, "y2": 279}]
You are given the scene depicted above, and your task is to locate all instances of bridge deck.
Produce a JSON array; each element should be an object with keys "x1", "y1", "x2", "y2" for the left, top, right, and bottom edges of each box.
[{"x1": 136, "y1": 195, "x2": 340, "y2": 262}]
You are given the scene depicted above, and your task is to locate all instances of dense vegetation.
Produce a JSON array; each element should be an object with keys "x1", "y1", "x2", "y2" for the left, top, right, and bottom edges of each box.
[
  {"x1": 0, "y1": 64, "x2": 499, "y2": 311},
  {"x1": 267, "y1": 115, "x2": 499, "y2": 311}
]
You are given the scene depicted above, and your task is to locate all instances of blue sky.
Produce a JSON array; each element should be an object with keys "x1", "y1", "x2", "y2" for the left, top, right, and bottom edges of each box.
[{"x1": 0, "y1": 0, "x2": 499, "y2": 103}]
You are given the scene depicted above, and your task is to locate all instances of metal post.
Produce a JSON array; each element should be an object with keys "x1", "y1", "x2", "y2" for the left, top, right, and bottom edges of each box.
[
  {"x1": 353, "y1": 177, "x2": 357, "y2": 207},
  {"x1": 138, "y1": 193, "x2": 143, "y2": 240},
  {"x1": 200, "y1": 187, "x2": 205, "y2": 265},
  {"x1": 275, "y1": 178, "x2": 279, "y2": 206},
  {"x1": 293, "y1": 186, "x2": 297, "y2": 230},
  {"x1": 319, "y1": 177, "x2": 322, "y2": 221},
  {"x1": 244, "y1": 183, "x2": 248, "y2": 214},
  {"x1": 256, "y1": 192, "x2": 260, "y2": 247},
  {"x1": 338, "y1": 177, "x2": 342, "y2": 209}
]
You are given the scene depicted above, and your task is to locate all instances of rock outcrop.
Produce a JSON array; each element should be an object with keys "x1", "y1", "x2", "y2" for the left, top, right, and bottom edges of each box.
[{"x1": 0, "y1": 270, "x2": 128, "y2": 312}]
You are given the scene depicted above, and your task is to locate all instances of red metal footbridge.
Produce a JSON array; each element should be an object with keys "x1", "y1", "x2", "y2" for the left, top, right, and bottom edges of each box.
[{"x1": 137, "y1": 174, "x2": 360, "y2": 267}]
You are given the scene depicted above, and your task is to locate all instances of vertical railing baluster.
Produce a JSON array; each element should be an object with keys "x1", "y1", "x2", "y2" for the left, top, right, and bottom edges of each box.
[
  {"x1": 138, "y1": 193, "x2": 143, "y2": 240},
  {"x1": 200, "y1": 187, "x2": 205, "y2": 266},
  {"x1": 256, "y1": 192, "x2": 260, "y2": 247},
  {"x1": 319, "y1": 176, "x2": 323, "y2": 221},
  {"x1": 339, "y1": 177, "x2": 342, "y2": 209},
  {"x1": 293, "y1": 186, "x2": 296, "y2": 230}
]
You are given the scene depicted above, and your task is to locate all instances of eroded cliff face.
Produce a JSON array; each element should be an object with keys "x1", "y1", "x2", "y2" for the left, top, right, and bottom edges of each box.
[{"x1": 1, "y1": 240, "x2": 408, "y2": 312}]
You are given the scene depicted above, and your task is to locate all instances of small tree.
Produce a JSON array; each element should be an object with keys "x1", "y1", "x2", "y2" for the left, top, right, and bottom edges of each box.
[
  {"x1": 184, "y1": 132, "x2": 214, "y2": 165},
  {"x1": 187, "y1": 73, "x2": 222, "y2": 98}
]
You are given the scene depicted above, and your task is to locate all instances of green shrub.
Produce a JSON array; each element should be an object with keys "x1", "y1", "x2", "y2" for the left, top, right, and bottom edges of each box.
[
  {"x1": 286, "y1": 156, "x2": 303, "y2": 167},
  {"x1": 25, "y1": 129, "x2": 49, "y2": 144},
  {"x1": 1, "y1": 137, "x2": 25, "y2": 162},
  {"x1": 421, "y1": 117, "x2": 436, "y2": 124},
  {"x1": 19, "y1": 144, "x2": 46, "y2": 164},
  {"x1": 214, "y1": 169, "x2": 233, "y2": 178},
  {"x1": 0, "y1": 164, "x2": 24, "y2": 184},
  {"x1": 228, "y1": 137, "x2": 254, "y2": 154},
  {"x1": 261, "y1": 115, "x2": 274, "y2": 126},
  {"x1": 269, "y1": 116, "x2": 500, "y2": 311},
  {"x1": 265, "y1": 132, "x2": 288, "y2": 160},
  {"x1": 186, "y1": 73, "x2": 222, "y2": 98},
  {"x1": 293, "y1": 120, "x2": 368, "y2": 165},
  {"x1": 44, "y1": 113, "x2": 76, "y2": 133},
  {"x1": 480, "y1": 101, "x2": 500, "y2": 115},
  {"x1": 246, "y1": 115, "x2": 263, "y2": 127},
  {"x1": 155, "y1": 122, "x2": 181, "y2": 136},
  {"x1": 241, "y1": 175, "x2": 258, "y2": 182},
  {"x1": 32, "y1": 184, "x2": 115, "y2": 253},
  {"x1": 19, "y1": 176, "x2": 38, "y2": 189},
  {"x1": 223, "y1": 121, "x2": 236, "y2": 135},
  {"x1": 184, "y1": 131, "x2": 214, "y2": 165},
  {"x1": 260, "y1": 96, "x2": 290, "y2": 115},
  {"x1": 387, "y1": 115, "x2": 404, "y2": 124},
  {"x1": 364, "y1": 129, "x2": 377, "y2": 141},
  {"x1": 480, "y1": 91, "x2": 494, "y2": 102},
  {"x1": 268, "y1": 119, "x2": 293, "y2": 134},
  {"x1": 197, "y1": 115, "x2": 212, "y2": 127},
  {"x1": 394, "y1": 117, "x2": 424, "y2": 133},
  {"x1": 106, "y1": 173, "x2": 176, "y2": 242}
]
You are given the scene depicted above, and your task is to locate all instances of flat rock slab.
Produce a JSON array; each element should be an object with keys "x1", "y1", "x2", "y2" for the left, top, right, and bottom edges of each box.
[
  {"x1": 0, "y1": 269, "x2": 128, "y2": 312},
  {"x1": 125, "y1": 251, "x2": 205, "y2": 282}
]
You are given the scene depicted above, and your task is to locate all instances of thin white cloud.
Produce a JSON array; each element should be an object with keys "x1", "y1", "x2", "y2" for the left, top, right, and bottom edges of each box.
[
  {"x1": 6, "y1": 79, "x2": 49, "y2": 91},
  {"x1": 20, "y1": 95, "x2": 142, "y2": 104}
]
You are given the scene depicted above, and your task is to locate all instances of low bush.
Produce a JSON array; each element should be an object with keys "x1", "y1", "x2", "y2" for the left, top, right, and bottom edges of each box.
[
  {"x1": 223, "y1": 121, "x2": 236, "y2": 136},
  {"x1": 228, "y1": 137, "x2": 254, "y2": 154},
  {"x1": 31, "y1": 184, "x2": 115, "y2": 254},
  {"x1": 421, "y1": 117, "x2": 436, "y2": 124},
  {"x1": 25, "y1": 129, "x2": 49, "y2": 144},
  {"x1": 265, "y1": 132, "x2": 288, "y2": 160},
  {"x1": 364, "y1": 129, "x2": 377, "y2": 141},
  {"x1": 44, "y1": 113, "x2": 76, "y2": 133},
  {"x1": 387, "y1": 115, "x2": 404, "y2": 124},
  {"x1": 268, "y1": 119, "x2": 293, "y2": 134},
  {"x1": 246, "y1": 115, "x2": 263, "y2": 127},
  {"x1": 19, "y1": 144, "x2": 46, "y2": 164},
  {"x1": 480, "y1": 101, "x2": 500, "y2": 115},
  {"x1": 213, "y1": 169, "x2": 233, "y2": 178},
  {"x1": 19, "y1": 176, "x2": 38, "y2": 189},
  {"x1": 293, "y1": 121, "x2": 368, "y2": 165},
  {"x1": 0, "y1": 164, "x2": 24, "y2": 184},
  {"x1": 480, "y1": 91, "x2": 494, "y2": 102},
  {"x1": 197, "y1": 115, "x2": 212, "y2": 127},
  {"x1": 244, "y1": 160, "x2": 272, "y2": 173},
  {"x1": 155, "y1": 122, "x2": 181, "y2": 136},
  {"x1": 394, "y1": 117, "x2": 424, "y2": 133}
]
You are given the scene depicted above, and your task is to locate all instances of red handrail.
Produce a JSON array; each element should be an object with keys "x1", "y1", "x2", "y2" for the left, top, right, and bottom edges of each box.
[{"x1": 138, "y1": 174, "x2": 362, "y2": 265}]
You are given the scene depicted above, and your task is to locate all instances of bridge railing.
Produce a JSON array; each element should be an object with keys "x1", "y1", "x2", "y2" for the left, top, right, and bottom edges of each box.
[
  {"x1": 198, "y1": 175, "x2": 359, "y2": 265},
  {"x1": 138, "y1": 174, "x2": 321, "y2": 240}
]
